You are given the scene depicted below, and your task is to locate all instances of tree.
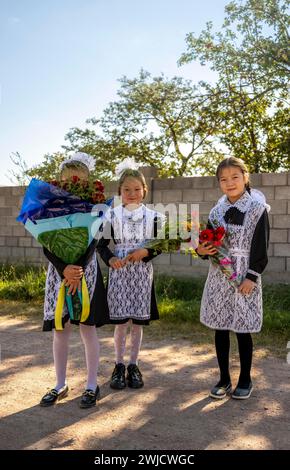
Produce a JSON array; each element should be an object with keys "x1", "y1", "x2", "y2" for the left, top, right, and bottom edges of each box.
[
  {"x1": 71, "y1": 70, "x2": 225, "y2": 177},
  {"x1": 179, "y1": 0, "x2": 289, "y2": 102}
]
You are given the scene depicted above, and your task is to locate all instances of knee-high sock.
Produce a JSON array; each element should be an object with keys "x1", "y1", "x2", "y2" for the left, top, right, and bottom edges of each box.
[
  {"x1": 236, "y1": 332, "x2": 253, "y2": 387},
  {"x1": 215, "y1": 330, "x2": 231, "y2": 385},
  {"x1": 114, "y1": 322, "x2": 129, "y2": 364},
  {"x1": 79, "y1": 324, "x2": 100, "y2": 391},
  {"x1": 129, "y1": 323, "x2": 143, "y2": 365},
  {"x1": 53, "y1": 321, "x2": 71, "y2": 391}
]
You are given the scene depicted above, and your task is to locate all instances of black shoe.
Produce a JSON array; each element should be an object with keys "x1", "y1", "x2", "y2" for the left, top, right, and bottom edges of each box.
[
  {"x1": 127, "y1": 364, "x2": 144, "y2": 389},
  {"x1": 79, "y1": 386, "x2": 100, "y2": 408},
  {"x1": 39, "y1": 385, "x2": 69, "y2": 407},
  {"x1": 209, "y1": 382, "x2": 232, "y2": 399},
  {"x1": 232, "y1": 382, "x2": 253, "y2": 400},
  {"x1": 110, "y1": 363, "x2": 126, "y2": 390}
]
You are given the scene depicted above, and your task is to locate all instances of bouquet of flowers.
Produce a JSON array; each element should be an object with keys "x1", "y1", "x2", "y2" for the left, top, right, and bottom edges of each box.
[
  {"x1": 142, "y1": 215, "x2": 198, "y2": 257},
  {"x1": 199, "y1": 225, "x2": 239, "y2": 286},
  {"x1": 50, "y1": 176, "x2": 106, "y2": 204},
  {"x1": 17, "y1": 178, "x2": 110, "y2": 329}
]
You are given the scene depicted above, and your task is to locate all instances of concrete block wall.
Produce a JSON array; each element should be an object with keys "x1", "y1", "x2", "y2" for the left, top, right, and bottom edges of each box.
[{"x1": 0, "y1": 169, "x2": 289, "y2": 282}]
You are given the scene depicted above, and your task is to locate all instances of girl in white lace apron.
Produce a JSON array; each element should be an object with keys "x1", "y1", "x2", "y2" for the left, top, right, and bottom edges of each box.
[
  {"x1": 40, "y1": 153, "x2": 110, "y2": 409},
  {"x1": 98, "y1": 159, "x2": 163, "y2": 390},
  {"x1": 197, "y1": 157, "x2": 270, "y2": 400}
]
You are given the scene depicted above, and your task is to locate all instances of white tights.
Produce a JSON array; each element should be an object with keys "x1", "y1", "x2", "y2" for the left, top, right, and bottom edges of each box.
[
  {"x1": 53, "y1": 322, "x2": 100, "y2": 391},
  {"x1": 114, "y1": 320, "x2": 143, "y2": 365}
]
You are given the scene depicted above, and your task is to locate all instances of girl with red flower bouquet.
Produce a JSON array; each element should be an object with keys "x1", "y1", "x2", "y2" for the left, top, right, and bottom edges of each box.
[
  {"x1": 40, "y1": 153, "x2": 110, "y2": 409},
  {"x1": 196, "y1": 157, "x2": 270, "y2": 400}
]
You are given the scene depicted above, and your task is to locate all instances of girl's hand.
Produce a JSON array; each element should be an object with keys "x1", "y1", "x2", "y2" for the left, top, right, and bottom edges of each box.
[
  {"x1": 196, "y1": 242, "x2": 217, "y2": 256},
  {"x1": 63, "y1": 265, "x2": 83, "y2": 280},
  {"x1": 238, "y1": 279, "x2": 256, "y2": 295},
  {"x1": 124, "y1": 248, "x2": 149, "y2": 263},
  {"x1": 109, "y1": 256, "x2": 126, "y2": 269},
  {"x1": 64, "y1": 278, "x2": 81, "y2": 296}
]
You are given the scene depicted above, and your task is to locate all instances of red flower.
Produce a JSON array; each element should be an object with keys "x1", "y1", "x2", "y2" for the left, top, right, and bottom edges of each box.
[
  {"x1": 199, "y1": 229, "x2": 214, "y2": 243},
  {"x1": 94, "y1": 180, "x2": 104, "y2": 192},
  {"x1": 213, "y1": 226, "x2": 225, "y2": 241},
  {"x1": 71, "y1": 175, "x2": 80, "y2": 184}
]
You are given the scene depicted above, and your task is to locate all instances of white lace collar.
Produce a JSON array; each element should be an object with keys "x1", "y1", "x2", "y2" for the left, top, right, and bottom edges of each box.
[
  {"x1": 218, "y1": 188, "x2": 270, "y2": 214},
  {"x1": 122, "y1": 204, "x2": 144, "y2": 219},
  {"x1": 219, "y1": 191, "x2": 252, "y2": 214}
]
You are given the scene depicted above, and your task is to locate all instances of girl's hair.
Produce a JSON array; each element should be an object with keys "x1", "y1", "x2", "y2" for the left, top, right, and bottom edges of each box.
[
  {"x1": 118, "y1": 169, "x2": 148, "y2": 198},
  {"x1": 216, "y1": 157, "x2": 251, "y2": 193},
  {"x1": 60, "y1": 161, "x2": 89, "y2": 179}
]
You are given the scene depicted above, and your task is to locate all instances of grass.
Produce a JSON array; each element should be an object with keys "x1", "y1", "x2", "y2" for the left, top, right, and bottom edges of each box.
[{"x1": 0, "y1": 265, "x2": 289, "y2": 356}]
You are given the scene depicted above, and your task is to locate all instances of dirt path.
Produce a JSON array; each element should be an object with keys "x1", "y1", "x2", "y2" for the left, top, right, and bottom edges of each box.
[{"x1": 0, "y1": 315, "x2": 289, "y2": 450}]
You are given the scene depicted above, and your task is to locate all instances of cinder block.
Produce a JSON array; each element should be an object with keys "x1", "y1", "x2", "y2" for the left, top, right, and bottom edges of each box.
[
  {"x1": 11, "y1": 247, "x2": 25, "y2": 258},
  {"x1": 154, "y1": 179, "x2": 173, "y2": 190},
  {"x1": 275, "y1": 186, "x2": 290, "y2": 200},
  {"x1": 170, "y1": 253, "x2": 192, "y2": 266},
  {"x1": 12, "y1": 186, "x2": 26, "y2": 196},
  {"x1": 170, "y1": 177, "x2": 195, "y2": 189},
  {"x1": 162, "y1": 190, "x2": 182, "y2": 203},
  {"x1": 152, "y1": 254, "x2": 171, "y2": 265},
  {"x1": 18, "y1": 237, "x2": 32, "y2": 247},
  {"x1": 6, "y1": 236, "x2": 19, "y2": 247},
  {"x1": 192, "y1": 176, "x2": 215, "y2": 189},
  {"x1": 256, "y1": 187, "x2": 275, "y2": 200},
  {"x1": 267, "y1": 257, "x2": 286, "y2": 272},
  {"x1": 0, "y1": 226, "x2": 13, "y2": 236},
  {"x1": 0, "y1": 246, "x2": 12, "y2": 258},
  {"x1": 31, "y1": 238, "x2": 41, "y2": 248},
  {"x1": 270, "y1": 229, "x2": 288, "y2": 243},
  {"x1": 268, "y1": 201, "x2": 287, "y2": 214},
  {"x1": 250, "y1": 174, "x2": 262, "y2": 186},
  {"x1": 12, "y1": 225, "x2": 26, "y2": 237},
  {"x1": 262, "y1": 173, "x2": 288, "y2": 186},
  {"x1": 0, "y1": 197, "x2": 6, "y2": 207},
  {"x1": 198, "y1": 202, "x2": 216, "y2": 215},
  {"x1": 0, "y1": 237, "x2": 5, "y2": 246},
  {"x1": 204, "y1": 189, "x2": 222, "y2": 202},
  {"x1": 25, "y1": 247, "x2": 43, "y2": 259},
  {"x1": 274, "y1": 243, "x2": 290, "y2": 257},
  {"x1": 273, "y1": 215, "x2": 290, "y2": 228},
  {"x1": 287, "y1": 258, "x2": 290, "y2": 272},
  {"x1": 182, "y1": 189, "x2": 204, "y2": 202},
  {"x1": 0, "y1": 207, "x2": 12, "y2": 216},
  {"x1": 153, "y1": 190, "x2": 162, "y2": 203}
]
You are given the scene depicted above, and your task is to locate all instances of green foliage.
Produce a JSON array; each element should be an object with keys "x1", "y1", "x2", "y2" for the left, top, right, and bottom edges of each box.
[
  {"x1": 9, "y1": 0, "x2": 290, "y2": 180},
  {"x1": 0, "y1": 265, "x2": 46, "y2": 300},
  {"x1": 0, "y1": 267, "x2": 289, "y2": 335}
]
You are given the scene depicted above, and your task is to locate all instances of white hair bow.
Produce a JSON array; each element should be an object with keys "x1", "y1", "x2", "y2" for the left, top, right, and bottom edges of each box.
[
  {"x1": 115, "y1": 158, "x2": 141, "y2": 178},
  {"x1": 60, "y1": 152, "x2": 95, "y2": 172}
]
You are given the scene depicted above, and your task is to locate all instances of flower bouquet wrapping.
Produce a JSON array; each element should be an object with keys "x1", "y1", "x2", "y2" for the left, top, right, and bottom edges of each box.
[
  {"x1": 17, "y1": 177, "x2": 110, "y2": 329},
  {"x1": 199, "y1": 226, "x2": 239, "y2": 286}
]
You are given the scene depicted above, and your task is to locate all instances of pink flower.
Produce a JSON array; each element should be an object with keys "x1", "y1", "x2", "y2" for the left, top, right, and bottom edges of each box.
[
  {"x1": 229, "y1": 273, "x2": 237, "y2": 281},
  {"x1": 219, "y1": 257, "x2": 232, "y2": 266}
]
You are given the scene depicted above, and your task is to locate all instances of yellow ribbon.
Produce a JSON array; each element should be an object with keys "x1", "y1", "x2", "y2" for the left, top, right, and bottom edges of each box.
[{"x1": 54, "y1": 278, "x2": 90, "y2": 331}]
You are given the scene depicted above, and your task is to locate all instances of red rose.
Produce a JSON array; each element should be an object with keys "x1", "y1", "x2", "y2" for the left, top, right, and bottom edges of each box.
[
  {"x1": 94, "y1": 180, "x2": 104, "y2": 192},
  {"x1": 71, "y1": 175, "x2": 80, "y2": 184},
  {"x1": 213, "y1": 226, "x2": 225, "y2": 241},
  {"x1": 199, "y1": 229, "x2": 214, "y2": 243}
]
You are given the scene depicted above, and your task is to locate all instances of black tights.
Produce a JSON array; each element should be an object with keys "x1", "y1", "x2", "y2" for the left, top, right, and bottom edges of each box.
[{"x1": 215, "y1": 330, "x2": 253, "y2": 388}]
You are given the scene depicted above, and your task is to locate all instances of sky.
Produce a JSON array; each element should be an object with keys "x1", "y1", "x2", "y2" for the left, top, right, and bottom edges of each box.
[{"x1": 0, "y1": 0, "x2": 229, "y2": 185}]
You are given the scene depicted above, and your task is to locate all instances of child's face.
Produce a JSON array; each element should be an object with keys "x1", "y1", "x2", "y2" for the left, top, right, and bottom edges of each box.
[
  {"x1": 61, "y1": 167, "x2": 89, "y2": 182},
  {"x1": 219, "y1": 166, "x2": 248, "y2": 203},
  {"x1": 120, "y1": 177, "x2": 144, "y2": 208}
]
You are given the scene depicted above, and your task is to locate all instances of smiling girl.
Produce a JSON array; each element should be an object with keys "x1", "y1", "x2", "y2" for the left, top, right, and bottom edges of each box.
[{"x1": 196, "y1": 157, "x2": 270, "y2": 400}]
